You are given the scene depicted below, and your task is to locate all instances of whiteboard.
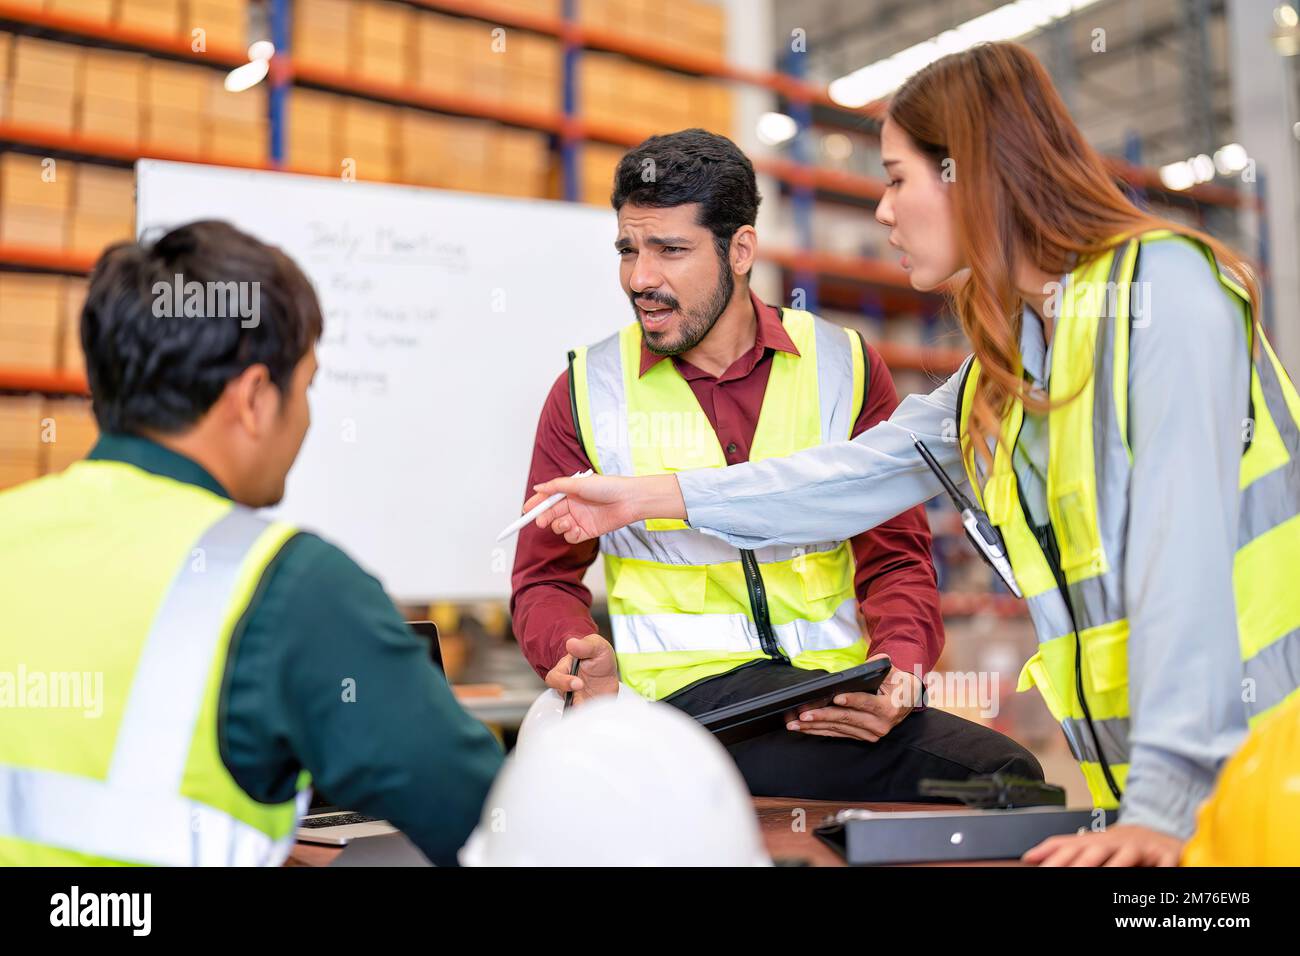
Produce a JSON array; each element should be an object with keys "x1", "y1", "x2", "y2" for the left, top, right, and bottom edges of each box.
[{"x1": 136, "y1": 160, "x2": 626, "y2": 600}]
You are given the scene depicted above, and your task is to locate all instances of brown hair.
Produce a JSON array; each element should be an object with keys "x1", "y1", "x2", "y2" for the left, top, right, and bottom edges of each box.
[{"x1": 888, "y1": 41, "x2": 1259, "y2": 472}]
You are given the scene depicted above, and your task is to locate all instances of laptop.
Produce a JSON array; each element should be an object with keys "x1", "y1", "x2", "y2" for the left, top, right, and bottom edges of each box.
[{"x1": 295, "y1": 621, "x2": 443, "y2": 846}]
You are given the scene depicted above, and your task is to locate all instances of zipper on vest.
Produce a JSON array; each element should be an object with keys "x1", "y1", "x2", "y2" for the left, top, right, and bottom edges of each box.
[
  {"x1": 1017, "y1": 479, "x2": 1124, "y2": 804},
  {"x1": 740, "y1": 549, "x2": 784, "y2": 660}
]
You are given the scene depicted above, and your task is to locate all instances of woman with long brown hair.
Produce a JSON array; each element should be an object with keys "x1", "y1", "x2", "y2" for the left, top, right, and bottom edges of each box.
[{"x1": 523, "y1": 41, "x2": 1300, "y2": 866}]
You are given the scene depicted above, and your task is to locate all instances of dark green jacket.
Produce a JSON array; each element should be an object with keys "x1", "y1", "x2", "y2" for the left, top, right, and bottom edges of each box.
[{"x1": 89, "y1": 434, "x2": 504, "y2": 866}]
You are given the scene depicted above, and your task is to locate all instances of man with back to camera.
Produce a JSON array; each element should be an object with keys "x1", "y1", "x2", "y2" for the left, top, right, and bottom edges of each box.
[
  {"x1": 510, "y1": 129, "x2": 1042, "y2": 799},
  {"x1": 0, "y1": 220, "x2": 503, "y2": 866}
]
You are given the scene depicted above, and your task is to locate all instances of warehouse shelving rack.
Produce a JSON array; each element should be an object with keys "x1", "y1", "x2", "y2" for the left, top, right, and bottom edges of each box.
[
  {"x1": 0, "y1": 0, "x2": 1271, "y2": 610},
  {"x1": 0, "y1": 0, "x2": 1261, "y2": 361}
]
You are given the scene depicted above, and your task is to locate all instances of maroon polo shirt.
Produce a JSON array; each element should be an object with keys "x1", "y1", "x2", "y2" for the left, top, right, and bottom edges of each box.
[{"x1": 510, "y1": 289, "x2": 944, "y2": 682}]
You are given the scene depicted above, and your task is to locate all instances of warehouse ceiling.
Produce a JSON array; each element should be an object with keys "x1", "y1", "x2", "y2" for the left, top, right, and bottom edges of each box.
[{"x1": 773, "y1": 0, "x2": 1236, "y2": 166}]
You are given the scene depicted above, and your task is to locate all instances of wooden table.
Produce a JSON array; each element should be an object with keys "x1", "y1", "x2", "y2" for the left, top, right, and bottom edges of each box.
[{"x1": 289, "y1": 797, "x2": 1022, "y2": 866}]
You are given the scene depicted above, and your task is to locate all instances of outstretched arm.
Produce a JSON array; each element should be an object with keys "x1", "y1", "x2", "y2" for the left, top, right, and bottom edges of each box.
[{"x1": 528, "y1": 357, "x2": 972, "y2": 549}]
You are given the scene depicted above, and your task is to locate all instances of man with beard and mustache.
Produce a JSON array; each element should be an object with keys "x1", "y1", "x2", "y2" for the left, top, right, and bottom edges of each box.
[{"x1": 509, "y1": 129, "x2": 1040, "y2": 799}]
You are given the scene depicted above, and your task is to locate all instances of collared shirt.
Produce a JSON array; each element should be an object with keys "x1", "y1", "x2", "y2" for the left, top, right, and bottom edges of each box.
[
  {"x1": 79, "y1": 433, "x2": 504, "y2": 865},
  {"x1": 511, "y1": 289, "x2": 945, "y2": 682},
  {"x1": 675, "y1": 238, "x2": 1253, "y2": 838}
]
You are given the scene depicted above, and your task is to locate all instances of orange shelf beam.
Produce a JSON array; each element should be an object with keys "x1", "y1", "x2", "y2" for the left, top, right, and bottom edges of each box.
[
  {"x1": 0, "y1": 1, "x2": 247, "y2": 67},
  {"x1": 873, "y1": 341, "x2": 967, "y2": 375},
  {"x1": 403, "y1": 0, "x2": 882, "y2": 115},
  {"x1": 1106, "y1": 157, "x2": 1258, "y2": 210},
  {"x1": 0, "y1": 244, "x2": 97, "y2": 273},
  {"x1": 287, "y1": 60, "x2": 567, "y2": 134},
  {"x1": 0, "y1": 120, "x2": 272, "y2": 171},
  {"x1": 2, "y1": 2, "x2": 1250, "y2": 211},
  {"x1": 756, "y1": 157, "x2": 887, "y2": 203},
  {"x1": 407, "y1": 0, "x2": 566, "y2": 37},
  {"x1": 0, "y1": 367, "x2": 90, "y2": 395},
  {"x1": 761, "y1": 247, "x2": 913, "y2": 291}
]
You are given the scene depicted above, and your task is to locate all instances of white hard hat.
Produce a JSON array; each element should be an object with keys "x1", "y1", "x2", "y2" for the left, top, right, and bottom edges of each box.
[
  {"x1": 461, "y1": 697, "x2": 770, "y2": 866},
  {"x1": 514, "y1": 684, "x2": 647, "y2": 752}
]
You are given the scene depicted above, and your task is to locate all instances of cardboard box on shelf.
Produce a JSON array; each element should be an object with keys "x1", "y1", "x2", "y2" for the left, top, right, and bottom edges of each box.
[
  {"x1": 205, "y1": 74, "x2": 264, "y2": 123},
  {"x1": 338, "y1": 100, "x2": 396, "y2": 181},
  {"x1": 287, "y1": 138, "x2": 339, "y2": 176},
  {"x1": 6, "y1": 83, "x2": 77, "y2": 133},
  {"x1": 114, "y1": 0, "x2": 183, "y2": 37},
  {"x1": 288, "y1": 88, "x2": 340, "y2": 136},
  {"x1": 580, "y1": 142, "x2": 624, "y2": 206},
  {"x1": 0, "y1": 273, "x2": 61, "y2": 372},
  {"x1": 294, "y1": 0, "x2": 351, "y2": 32},
  {"x1": 48, "y1": 0, "x2": 115, "y2": 21},
  {"x1": 0, "y1": 203, "x2": 66, "y2": 248},
  {"x1": 79, "y1": 49, "x2": 145, "y2": 144},
  {"x1": 206, "y1": 118, "x2": 268, "y2": 165},
  {"x1": 413, "y1": 16, "x2": 475, "y2": 97},
  {"x1": 72, "y1": 164, "x2": 134, "y2": 219},
  {"x1": 398, "y1": 109, "x2": 448, "y2": 187},
  {"x1": 340, "y1": 99, "x2": 395, "y2": 146},
  {"x1": 80, "y1": 48, "x2": 146, "y2": 91},
  {"x1": 203, "y1": 76, "x2": 268, "y2": 164},
  {"x1": 185, "y1": 0, "x2": 249, "y2": 52},
  {"x1": 287, "y1": 90, "x2": 341, "y2": 175},
  {"x1": 487, "y1": 125, "x2": 549, "y2": 198},
  {"x1": 492, "y1": 0, "x2": 562, "y2": 17},
  {"x1": 0, "y1": 396, "x2": 44, "y2": 491},
  {"x1": 354, "y1": 0, "x2": 409, "y2": 43},
  {"x1": 0, "y1": 34, "x2": 10, "y2": 123},
  {"x1": 691, "y1": 2, "x2": 727, "y2": 57},
  {"x1": 1, "y1": 153, "x2": 73, "y2": 210},
  {"x1": 79, "y1": 101, "x2": 142, "y2": 144},
  {"x1": 68, "y1": 210, "x2": 133, "y2": 258},
  {"x1": 145, "y1": 60, "x2": 206, "y2": 112},
  {"x1": 42, "y1": 398, "x2": 99, "y2": 474},
  {"x1": 12, "y1": 37, "x2": 82, "y2": 92},
  {"x1": 142, "y1": 108, "x2": 203, "y2": 155},
  {"x1": 295, "y1": 33, "x2": 350, "y2": 73},
  {"x1": 352, "y1": 0, "x2": 411, "y2": 86},
  {"x1": 61, "y1": 277, "x2": 89, "y2": 377}
]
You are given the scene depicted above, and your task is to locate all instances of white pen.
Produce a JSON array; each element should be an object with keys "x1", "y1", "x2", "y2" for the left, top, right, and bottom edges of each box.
[{"x1": 496, "y1": 469, "x2": 595, "y2": 542}]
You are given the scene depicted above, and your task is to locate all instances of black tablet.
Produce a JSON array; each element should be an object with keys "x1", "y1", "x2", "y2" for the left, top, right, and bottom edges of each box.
[{"x1": 695, "y1": 658, "x2": 893, "y2": 746}]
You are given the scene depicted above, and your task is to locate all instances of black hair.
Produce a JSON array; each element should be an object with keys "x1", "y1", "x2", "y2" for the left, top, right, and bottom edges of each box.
[
  {"x1": 81, "y1": 220, "x2": 323, "y2": 434},
  {"x1": 611, "y1": 128, "x2": 762, "y2": 262}
]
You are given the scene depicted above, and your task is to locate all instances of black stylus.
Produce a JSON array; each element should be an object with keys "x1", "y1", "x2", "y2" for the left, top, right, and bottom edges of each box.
[{"x1": 562, "y1": 657, "x2": 581, "y2": 712}]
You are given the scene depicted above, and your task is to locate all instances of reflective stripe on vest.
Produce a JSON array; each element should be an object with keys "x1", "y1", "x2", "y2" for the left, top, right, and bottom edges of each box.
[
  {"x1": 570, "y1": 310, "x2": 868, "y2": 699},
  {"x1": 0, "y1": 481, "x2": 306, "y2": 866},
  {"x1": 959, "y1": 230, "x2": 1300, "y2": 808}
]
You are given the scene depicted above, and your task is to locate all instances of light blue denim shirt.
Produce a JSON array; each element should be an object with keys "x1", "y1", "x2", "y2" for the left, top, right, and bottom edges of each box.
[{"x1": 678, "y1": 237, "x2": 1251, "y2": 838}]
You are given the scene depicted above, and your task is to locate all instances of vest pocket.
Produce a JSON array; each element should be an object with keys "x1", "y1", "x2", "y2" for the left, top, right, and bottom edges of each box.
[
  {"x1": 1051, "y1": 480, "x2": 1104, "y2": 573},
  {"x1": 1081, "y1": 625, "x2": 1129, "y2": 694},
  {"x1": 610, "y1": 560, "x2": 709, "y2": 614},
  {"x1": 794, "y1": 546, "x2": 853, "y2": 603},
  {"x1": 1017, "y1": 650, "x2": 1067, "y2": 723}
]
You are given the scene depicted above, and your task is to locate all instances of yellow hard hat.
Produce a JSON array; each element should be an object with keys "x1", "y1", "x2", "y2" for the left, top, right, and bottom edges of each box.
[{"x1": 1183, "y1": 695, "x2": 1300, "y2": 866}]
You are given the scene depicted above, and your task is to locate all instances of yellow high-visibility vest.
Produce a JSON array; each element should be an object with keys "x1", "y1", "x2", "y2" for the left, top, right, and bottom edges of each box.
[
  {"x1": 0, "y1": 459, "x2": 309, "y2": 865},
  {"x1": 956, "y1": 230, "x2": 1300, "y2": 808},
  {"x1": 569, "y1": 309, "x2": 869, "y2": 700}
]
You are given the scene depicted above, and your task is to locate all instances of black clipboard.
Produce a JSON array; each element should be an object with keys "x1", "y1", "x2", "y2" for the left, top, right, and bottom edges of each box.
[
  {"x1": 694, "y1": 658, "x2": 892, "y2": 746},
  {"x1": 816, "y1": 806, "x2": 1119, "y2": 864}
]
